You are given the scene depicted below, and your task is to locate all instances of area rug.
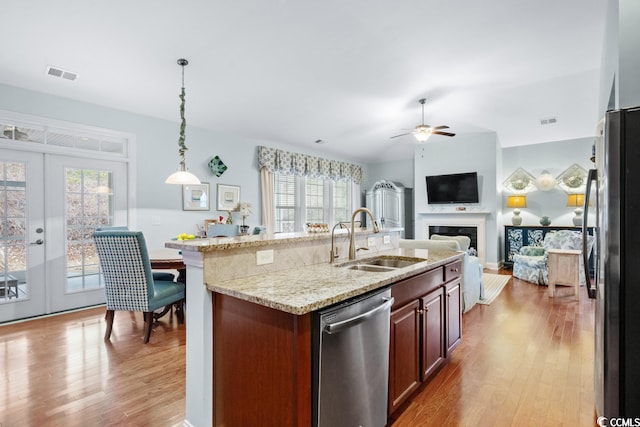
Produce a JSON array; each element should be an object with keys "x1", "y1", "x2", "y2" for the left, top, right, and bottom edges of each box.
[{"x1": 478, "y1": 273, "x2": 512, "y2": 305}]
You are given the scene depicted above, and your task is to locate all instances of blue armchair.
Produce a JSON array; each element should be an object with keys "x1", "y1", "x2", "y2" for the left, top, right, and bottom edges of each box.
[
  {"x1": 513, "y1": 230, "x2": 594, "y2": 286},
  {"x1": 93, "y1": 230, "x2": 185, "y2": 343}
]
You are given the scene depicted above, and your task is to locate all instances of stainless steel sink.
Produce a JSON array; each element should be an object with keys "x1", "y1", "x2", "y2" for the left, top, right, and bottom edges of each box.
[
  {"x1": 362, "y1": 258, "x2": 421, "y2": 268},
  {"x1": 345, "y1": 264, "x2": 396, "y2": 272},
  {"x1": 339, "y1": 256, "x2": 426, "y2": 272}
]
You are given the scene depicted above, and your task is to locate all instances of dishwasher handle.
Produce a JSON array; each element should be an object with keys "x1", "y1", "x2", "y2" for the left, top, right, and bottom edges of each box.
[{"x1": 324, "y1": 297, "x2": 394, "y2": 334}]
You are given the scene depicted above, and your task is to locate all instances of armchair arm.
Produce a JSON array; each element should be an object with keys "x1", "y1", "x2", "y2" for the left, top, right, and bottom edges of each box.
[{"x1": 519, "y1": 246, "x2": 545, "y2": 256}]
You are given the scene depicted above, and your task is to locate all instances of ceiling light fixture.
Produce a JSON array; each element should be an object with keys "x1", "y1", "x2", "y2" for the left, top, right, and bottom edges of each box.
[
  {"x1": 165, "y1": 58, "x2": 201, "y2": 185},
  {"x1": 414, "y1": 99, "x2": 431, "y2": 142}
]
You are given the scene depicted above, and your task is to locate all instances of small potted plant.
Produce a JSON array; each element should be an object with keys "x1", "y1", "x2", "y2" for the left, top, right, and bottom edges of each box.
[{"x1": 239, "y1": 202, "x2": 252, "y2": 235}]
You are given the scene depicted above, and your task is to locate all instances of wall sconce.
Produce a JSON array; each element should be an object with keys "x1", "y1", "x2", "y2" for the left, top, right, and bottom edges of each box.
[
  {"x1": 166, "y1": 58, "x2": 201, "y2": 185},
  {"x1": 503, "y1": 168, "x2": 536, "y2": 193},
  {"x1": 567, "y1": 193, "x2": 585, "y2": 226},
  {"x1": 536, "y1": 170, "x2": 556, "y2": 191},
  {"x1": 507, "y1": 195, "x2": 527, "y2": 225}
]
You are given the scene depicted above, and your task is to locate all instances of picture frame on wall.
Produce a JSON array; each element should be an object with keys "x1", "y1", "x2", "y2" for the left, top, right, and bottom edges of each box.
[
  {"x1": 182, "y1": 183, "x2": 210, "y2": 211},
  {"x1": 217, "y1": 184, "x2": 240, "y2": 211}
]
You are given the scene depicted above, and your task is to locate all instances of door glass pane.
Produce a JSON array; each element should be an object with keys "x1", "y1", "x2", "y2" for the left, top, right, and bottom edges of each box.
[
  {"x1": 0, "y1": 161, "x2": 27, "y2": 302},
  {"x1": 65, "y1": 168, "x2": 113, "y2": 292}
]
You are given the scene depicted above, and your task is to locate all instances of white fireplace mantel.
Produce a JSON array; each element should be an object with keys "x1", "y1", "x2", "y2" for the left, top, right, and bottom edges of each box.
[{"x1": 418, "y1": 212, "x2": 488, "y2": 267}]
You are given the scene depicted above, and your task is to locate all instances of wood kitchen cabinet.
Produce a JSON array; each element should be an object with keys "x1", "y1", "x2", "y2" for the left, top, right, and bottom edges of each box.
[
  {"x1": 445, "y1": 279, "x2": 462, "y2": 353},
  {"x1": 388, "y1": 260, "x2": 461, "y2": 416},
  {"x1": 388, "y1": 299, "x2": 421, "y2": 413},
  {"x1": 421, "y1": 287, "x2": 445, "y2": 380}
]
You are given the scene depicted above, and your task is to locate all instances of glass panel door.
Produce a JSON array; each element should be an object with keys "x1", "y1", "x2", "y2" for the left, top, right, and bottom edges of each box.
[
  {"x1": 47, "y1": 155, "x2": 127, "y2": 313},
  {"x1": 0, "y1": 150, "x2": 45, "y2": 322}
]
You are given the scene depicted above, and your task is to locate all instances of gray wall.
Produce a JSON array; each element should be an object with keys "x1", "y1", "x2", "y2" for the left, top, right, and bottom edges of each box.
[
  {"x1": 412, "y1": 132, "x2": 500, "y2": 265},
  {"x1": 0, "y1": 83, "x2": 365, "y2": 249},
  {"x1": 501, "y1": 138, "x2": 594, "y2": 227}
]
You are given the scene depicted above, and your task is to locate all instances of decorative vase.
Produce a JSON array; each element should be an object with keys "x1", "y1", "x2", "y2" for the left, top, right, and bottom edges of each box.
[
  {"x1": 540, "y1": 216, "x2": 551, "y2": 226},
  {"x1": 239, "y1": 225, "x2": 250, "y2": 235}
]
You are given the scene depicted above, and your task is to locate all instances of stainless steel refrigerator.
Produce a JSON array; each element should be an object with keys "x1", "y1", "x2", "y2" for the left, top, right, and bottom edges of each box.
[{"x1": 584, "y1": 106, "x2": 640, "y2": 419}]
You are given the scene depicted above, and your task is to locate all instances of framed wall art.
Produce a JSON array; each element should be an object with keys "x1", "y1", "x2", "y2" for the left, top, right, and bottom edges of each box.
[
  {"x1": 182, "y1": 183, "x2": 210, "y2": 211},
  {"x1": 216, "y1": 184, "x2": 240, "y2": 211}
]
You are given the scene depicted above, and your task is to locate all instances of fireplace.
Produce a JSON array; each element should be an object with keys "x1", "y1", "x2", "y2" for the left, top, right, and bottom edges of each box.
[
  {"x1": 421, "y1": 214, "x2": 487, "y2": 267},
  {"x1": 429, "y1": 225, "x2": 478, "y2": 254}
]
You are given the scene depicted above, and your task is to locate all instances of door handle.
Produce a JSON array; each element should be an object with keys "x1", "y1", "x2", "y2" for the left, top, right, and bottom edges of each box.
[
  {"x1": 29, "y1": 239, "x2": 44, "y2": 245},
  {"x1": 324, "y1": 297, "x2": 395, "y2": 334}
]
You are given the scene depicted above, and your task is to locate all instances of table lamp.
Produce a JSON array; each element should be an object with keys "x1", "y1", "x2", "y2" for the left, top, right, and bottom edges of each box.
[
  {"x1": 567, "y1": 193, "x2": 585, "y2": 226},
  {"x1": 507, "y1": 195, "x2": 527, "y2": 225}
]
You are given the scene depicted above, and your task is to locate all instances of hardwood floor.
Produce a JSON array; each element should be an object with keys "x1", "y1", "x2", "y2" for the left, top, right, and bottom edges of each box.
[
  {"x1": 0, "y1": 307, "x2": 186, "y2": 426},
  {"x1": 0, "y1": 270, "x2": 597, "y2": 426},
  {"x1": 391, "y1": 269, "x2": 597, "y2": 427}
]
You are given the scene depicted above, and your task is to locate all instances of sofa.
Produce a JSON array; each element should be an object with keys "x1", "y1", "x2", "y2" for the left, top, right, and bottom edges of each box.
[{"x1": 399, "y1": 235, "x2": 484, "y2": 313}]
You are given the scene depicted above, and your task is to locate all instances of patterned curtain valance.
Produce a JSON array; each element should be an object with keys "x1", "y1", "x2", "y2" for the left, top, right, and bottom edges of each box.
[{"x1": 258, "y1": 146, "x2": 363, "y2": 184}]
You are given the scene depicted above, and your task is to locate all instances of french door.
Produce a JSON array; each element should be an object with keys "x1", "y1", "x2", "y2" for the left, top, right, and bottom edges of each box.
[
  {"x1": 0, "y1": 150, "x2": 46, "y2": 322},
  {"x1": 0, "y1": 150, "x2": 128, "y2": 322}
]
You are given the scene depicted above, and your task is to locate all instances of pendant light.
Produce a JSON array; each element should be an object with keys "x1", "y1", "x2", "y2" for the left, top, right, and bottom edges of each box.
[{"x1": 165, "y1": 58, "x2": 201, "y2": 185}]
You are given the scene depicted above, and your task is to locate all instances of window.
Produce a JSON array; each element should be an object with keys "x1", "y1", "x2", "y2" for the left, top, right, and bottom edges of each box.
[{"x1": 274, "y1": 173, "x2": 353, "y2": 232}]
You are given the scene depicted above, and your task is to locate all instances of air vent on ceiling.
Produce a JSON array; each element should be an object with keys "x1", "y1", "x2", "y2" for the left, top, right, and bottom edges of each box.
[
  {"x1": 45, "y1": 65, "x2": 79, "y2": 81},
  {"x1": 540, "y1": 117, "x2": 558, "y2": 125}
]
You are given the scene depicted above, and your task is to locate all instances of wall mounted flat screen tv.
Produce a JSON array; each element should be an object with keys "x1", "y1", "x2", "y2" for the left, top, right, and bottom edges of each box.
[{"x1": 426, "y1": 172, "x2": 479, "y2": 204}]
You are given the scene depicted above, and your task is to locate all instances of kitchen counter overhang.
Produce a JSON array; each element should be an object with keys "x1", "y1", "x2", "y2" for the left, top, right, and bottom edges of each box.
[{"x1": 204, "y1": 248, "x2": 461, "y2": 314}]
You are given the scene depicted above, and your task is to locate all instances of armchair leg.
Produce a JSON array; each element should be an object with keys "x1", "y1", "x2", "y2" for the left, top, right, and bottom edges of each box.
[
  {"x1": 176, "y1": 299, "x2": 185, "y2": 324},
  {"x1": 104, "y1": 310, "x2": 115, "y2": 340},
  {"x1": 143, "y1": 312, "x2": 153, "y2": 343}
]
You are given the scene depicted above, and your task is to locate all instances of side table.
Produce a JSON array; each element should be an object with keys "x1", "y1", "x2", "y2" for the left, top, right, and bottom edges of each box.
[{"x1": 547, "y1": 249, "x2": 581, "y2": 301}]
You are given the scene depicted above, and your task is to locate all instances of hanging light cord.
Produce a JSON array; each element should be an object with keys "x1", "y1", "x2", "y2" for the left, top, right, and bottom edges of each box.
[{"x1": 177, "y1": 58, "x2": 188, "y2": 169}]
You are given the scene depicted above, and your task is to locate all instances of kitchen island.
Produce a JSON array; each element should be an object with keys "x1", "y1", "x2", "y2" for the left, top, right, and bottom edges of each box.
[{"x1": 167, "y1": 230, "x2": 463, "y2": 426}]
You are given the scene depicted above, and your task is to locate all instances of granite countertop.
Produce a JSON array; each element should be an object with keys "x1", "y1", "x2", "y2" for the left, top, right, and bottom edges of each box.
[
  {"x1": 165, "y1": 228, "x2": 402, "y2": 253},
  {"x1": 207, "y1": 248, "x2": 463, "y2": 315}
]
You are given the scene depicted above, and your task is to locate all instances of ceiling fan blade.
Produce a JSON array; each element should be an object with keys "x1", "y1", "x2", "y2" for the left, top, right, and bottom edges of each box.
[
  {"x1": 390, "y1": 132, "x2": 411, "y2": 139},
  {"x1": 432, "y1": 131, "x2": 456, "y2": 137},
  {"x1": 432, "y1": 125, "x2": 450, "y2": 130}
]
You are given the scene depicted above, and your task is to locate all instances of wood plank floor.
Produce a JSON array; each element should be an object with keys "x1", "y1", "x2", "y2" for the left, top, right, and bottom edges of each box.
[{"x1": 0, "y1": 270, "x2": 597, "y2": 426}]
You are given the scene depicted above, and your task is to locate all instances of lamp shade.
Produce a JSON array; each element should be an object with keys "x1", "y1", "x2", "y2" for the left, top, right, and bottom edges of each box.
[
  {"x1": 414, "y1": 130, "x2": 430, "y2": 142},
  {"x1": 507, "y1": 195, "x2": 527, "y2": 208},
  {"x1": 566, "y1": 193, "x2": 585, "y2": 207},
  {"x1": 165, "y1": 168, "x2": 201, "y2": 185}
]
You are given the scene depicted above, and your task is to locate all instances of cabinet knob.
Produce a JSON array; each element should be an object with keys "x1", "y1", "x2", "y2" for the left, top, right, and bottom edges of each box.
[{"x1": 450, "y1": 268, "x2": 459, "y2": 272}]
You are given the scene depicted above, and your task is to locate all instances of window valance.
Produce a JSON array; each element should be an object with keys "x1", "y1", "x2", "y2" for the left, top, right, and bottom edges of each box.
[{"x1": 258, "y1": 146, "x2": 363, "y2": 184}]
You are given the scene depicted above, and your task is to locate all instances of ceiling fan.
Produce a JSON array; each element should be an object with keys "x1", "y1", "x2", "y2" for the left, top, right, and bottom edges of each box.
[{"x1": 390, "y1": 98, "x2": 455, "y2": 142}]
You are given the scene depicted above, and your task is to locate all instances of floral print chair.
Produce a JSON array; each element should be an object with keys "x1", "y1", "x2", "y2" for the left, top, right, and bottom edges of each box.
[{"x1": 512, "y1": 230, "x2": 594, "y2": 286}]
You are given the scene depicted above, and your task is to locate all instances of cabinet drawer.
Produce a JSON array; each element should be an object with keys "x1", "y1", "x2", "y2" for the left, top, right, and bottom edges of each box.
[
  {"x1": 391, "y1": 268, "x2": 443, "y2": 309},
  {"x1": 444, "y1": 260, "x2": 462, "y2": 283}
]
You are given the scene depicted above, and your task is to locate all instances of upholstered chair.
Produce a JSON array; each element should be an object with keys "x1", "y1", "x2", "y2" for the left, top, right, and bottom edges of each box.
[
  {"x1": 512, "y1": 230, "x2": 594, "y2": 286},
  {"x1": 95, "y1": 226, "x2": 176, "y2": 282},
  {"x1": 93, "y1": 230, "x2": 185, "y2": 343}
]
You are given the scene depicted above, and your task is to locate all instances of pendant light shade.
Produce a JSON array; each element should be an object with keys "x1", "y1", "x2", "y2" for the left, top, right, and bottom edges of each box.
[{"x1": 166, "y1": 58, "x2": 200, "y2": 185}]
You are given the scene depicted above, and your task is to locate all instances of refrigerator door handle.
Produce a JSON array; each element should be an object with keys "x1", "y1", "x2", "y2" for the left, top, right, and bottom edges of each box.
[{"x1": 583, "y1": 168, "x2": 598, "y2": 299}]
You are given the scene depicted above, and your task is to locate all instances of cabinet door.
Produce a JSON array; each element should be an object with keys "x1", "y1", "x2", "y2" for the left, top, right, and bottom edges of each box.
[
  {"x1": 505, "y1": 226, "x2": 524, "y2": 265},
  {"x1": 445, "y1": 280, "x2": 462, "y2": 354},
  {"x1": 388, "y1": 300, "x2": 420, "y2": 415},
  {"x1": 381, "y1": 188, "x2": 403, "y2": 229},
  {"x1": 420, "y1": 288, "x2": 445, "y2": 381}
]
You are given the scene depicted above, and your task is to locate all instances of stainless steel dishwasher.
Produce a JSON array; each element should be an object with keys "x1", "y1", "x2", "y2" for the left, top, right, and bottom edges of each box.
[{"x1": 312, "y1": 287, "x2": 394, "y2": 427}]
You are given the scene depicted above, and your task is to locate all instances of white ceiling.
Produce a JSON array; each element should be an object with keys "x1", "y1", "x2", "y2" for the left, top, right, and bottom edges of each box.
[{"x1": 0, "y1": 0, "x2": 607, "y2": 163}]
